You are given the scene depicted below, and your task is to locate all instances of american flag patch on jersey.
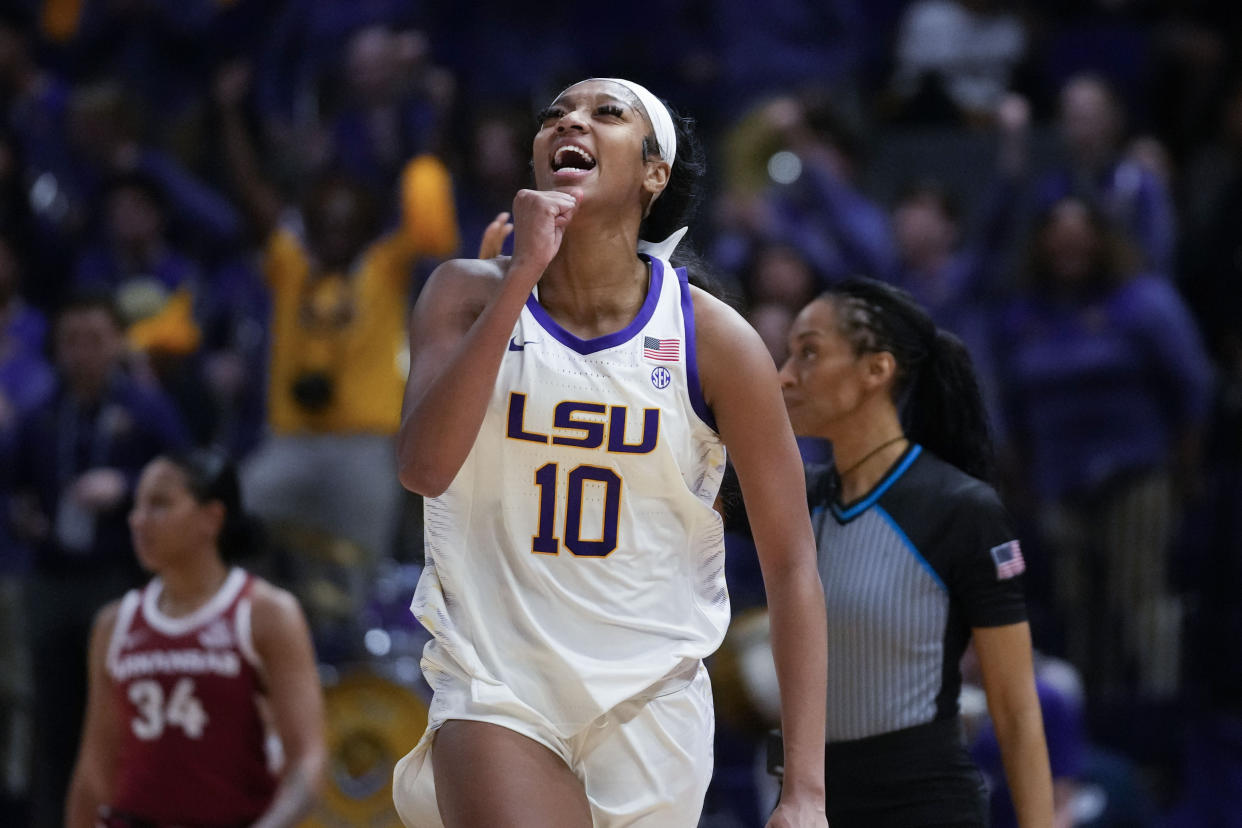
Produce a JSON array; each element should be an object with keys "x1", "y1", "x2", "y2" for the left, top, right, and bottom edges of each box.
[
  {"x1": 990, "y1": 540, "x2": 1026, "y2": 580},
  {"x1": 643, "y1": 336, "x2": 680, "y2": 361}
]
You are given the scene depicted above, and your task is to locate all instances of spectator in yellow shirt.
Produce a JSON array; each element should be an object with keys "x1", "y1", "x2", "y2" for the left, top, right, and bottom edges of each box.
[{"x1": 214, "y1": 61, "x2": 458, "y2": 584}]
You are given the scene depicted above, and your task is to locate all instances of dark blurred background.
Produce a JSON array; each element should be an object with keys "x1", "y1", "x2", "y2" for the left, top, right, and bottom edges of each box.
[{"x1": 1, "y1": 1, "x2": 1240, "y2": 826}]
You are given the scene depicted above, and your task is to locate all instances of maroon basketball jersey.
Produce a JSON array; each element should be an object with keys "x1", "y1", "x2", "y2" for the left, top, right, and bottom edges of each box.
[{"x1": 106, "y1": 568, "x2": 278, "y2": 826}]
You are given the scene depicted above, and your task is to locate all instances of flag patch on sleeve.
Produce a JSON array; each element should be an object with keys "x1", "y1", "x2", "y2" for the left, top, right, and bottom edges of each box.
[
  {"x1": 989, "y1": 540, "x2": 1025, "y2": 580},
  {"x1": 643, "y1": 336, "x2": 680, "y2": 361}
]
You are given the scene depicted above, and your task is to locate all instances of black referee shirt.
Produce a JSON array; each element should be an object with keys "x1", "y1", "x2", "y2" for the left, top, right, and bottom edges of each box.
[{"x1": 809, "y1": 444, "x2": 1028, "y2": 743}]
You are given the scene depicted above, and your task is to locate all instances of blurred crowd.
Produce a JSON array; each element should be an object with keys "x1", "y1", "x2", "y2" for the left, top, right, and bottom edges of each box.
[{"x1": 0, "y1": 1, "x2": 1239, "y2": 827}]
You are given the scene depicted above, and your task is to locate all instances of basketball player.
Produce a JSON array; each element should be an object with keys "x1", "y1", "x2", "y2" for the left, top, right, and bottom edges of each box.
[
  {"x1": 779, "y1": 278, "x2": 1054, "y2": 826},
  {"x1": 65, "y1": 449, "x2": 325, "y2": 828},
  {"x1": 391, "y1": 78, "x2": 829, "y2": 827}
]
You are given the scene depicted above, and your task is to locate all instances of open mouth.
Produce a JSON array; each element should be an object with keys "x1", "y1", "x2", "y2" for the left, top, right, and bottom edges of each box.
[{"x1": 552, "y1": 144, "x2": 597, "y2": 172}]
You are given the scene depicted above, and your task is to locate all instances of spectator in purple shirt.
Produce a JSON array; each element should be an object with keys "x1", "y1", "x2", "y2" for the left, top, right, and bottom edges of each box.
[
  {"x1": 887, "y1": 93, "x2": 1031, "y2": 333},
  {"x1": 0, "y1": 231, "x2": 54, "y2": 573},
  {"x1": 325, "y1": 25, "x2": 450, "y2": 207},
  {"x1": 72, "y1": 171, "x2": 201, "y2": 299},
  {"x1": 993, "y1": 195, "x2": 1213, "y2": 715},
  {"x1": 1035, "y1": 73, "x2": 1177, "y2": 275},
  {"x1": 60, "y1": 80, "x2": 243, "y2": 258},
  {"x1": 3, "y1": 290, "x2": 190, "y2": 828},
  {"x1": 710, "y1": 93, "x2": 895, "y2": 290},
  {"x1": 0, "y1": 233, "x2": 52, "y2": 424},
  {"x1": 0, "y1": 229, "x2": 51, "y2": 828}
]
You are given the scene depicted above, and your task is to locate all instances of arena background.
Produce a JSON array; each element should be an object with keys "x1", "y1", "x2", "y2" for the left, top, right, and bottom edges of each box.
[{"x1": 1, "y1": 1, "x2": 1240, "y2": 826}]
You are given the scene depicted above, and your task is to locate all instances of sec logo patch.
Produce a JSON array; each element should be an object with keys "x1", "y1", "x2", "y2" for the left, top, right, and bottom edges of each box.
[{"x1": 651, "y1": 366, "x2": 671, "y2": 389}]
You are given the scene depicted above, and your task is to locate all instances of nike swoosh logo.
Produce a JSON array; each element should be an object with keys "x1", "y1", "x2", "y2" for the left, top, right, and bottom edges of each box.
[{"x1": 508, "y1": 337, "x2": 538, "y2": 351}]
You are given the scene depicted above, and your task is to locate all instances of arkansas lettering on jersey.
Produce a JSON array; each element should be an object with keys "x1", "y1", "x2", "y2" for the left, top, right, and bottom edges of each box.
[{"x1": 106, "y1": 568, "x2": 277, "y2": 826}]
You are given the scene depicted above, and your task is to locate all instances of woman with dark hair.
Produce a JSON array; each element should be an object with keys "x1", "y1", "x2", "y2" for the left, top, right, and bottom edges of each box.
[
  {"x1": 996, "y1": 195, "x2": 1213, "y2": 714},
  {"x1": 65, "y1": 449, "x2": 325, "y2": 828},
  {"x1": 392, "y1": 78, "x2": 828, "y2": 827},
  {"x1": 778, "y1": 278, "x2": 1054, "y2": 827}
]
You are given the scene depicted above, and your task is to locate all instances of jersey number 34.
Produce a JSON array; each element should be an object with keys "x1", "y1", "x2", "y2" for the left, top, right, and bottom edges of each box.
[{"x1": 128, "y1": 677, "x2": 208, "y2": 740}]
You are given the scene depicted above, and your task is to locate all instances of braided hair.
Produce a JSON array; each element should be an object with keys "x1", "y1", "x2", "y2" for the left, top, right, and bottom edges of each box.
[{"x1": 823, "y1": 278, "x2": 995, "y2": 483}]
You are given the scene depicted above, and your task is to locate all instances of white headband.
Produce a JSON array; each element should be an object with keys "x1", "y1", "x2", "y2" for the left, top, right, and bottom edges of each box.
[{"x1": 575, "y1": 77, "x2": 677, "y2": 166}]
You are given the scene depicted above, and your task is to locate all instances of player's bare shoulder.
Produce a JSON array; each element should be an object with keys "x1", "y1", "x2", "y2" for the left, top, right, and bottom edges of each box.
[
  {"x1": 689, "y1": 285, "x2": 768, "y2": 363},
  {"x1": 247, "y1": 576, "x2": 305, "y2": 625},
  {"x1": 91, "y1": 598, "x2": 124, "y2": 644},
  {"x1": 413, "y1": 255, "x2": 511, "y2": 331},
  {"x1": 688, "y1": 284, "x2": 776, "y2": 406},
  {"x1": 425, "y1": 256, "x2": 509, "y2": 299}
]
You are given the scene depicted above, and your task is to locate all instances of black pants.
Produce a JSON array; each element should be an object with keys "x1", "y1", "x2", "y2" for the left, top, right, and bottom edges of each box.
[{"x1": 771, "y1": 718, "x2": 989, "y2": 828}]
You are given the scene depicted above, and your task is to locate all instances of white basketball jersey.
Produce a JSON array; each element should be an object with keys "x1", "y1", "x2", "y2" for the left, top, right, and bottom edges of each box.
[{"x1": 413, "y1": 256, "x2": 729, "y2": 732}]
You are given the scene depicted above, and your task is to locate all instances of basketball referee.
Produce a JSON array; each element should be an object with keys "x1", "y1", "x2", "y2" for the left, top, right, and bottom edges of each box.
[{"x1": 778, "y1": 279, "x2": 1054, "y2": 827}]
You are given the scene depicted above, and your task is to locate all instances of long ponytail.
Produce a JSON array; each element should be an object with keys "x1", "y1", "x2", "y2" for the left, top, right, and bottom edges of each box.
[
  {"x1": 904, "y1": 329, "x2": 994, "y2": 482},
  {"x1": 826, "y1": 278, "x2": 995, "y2": 482}
]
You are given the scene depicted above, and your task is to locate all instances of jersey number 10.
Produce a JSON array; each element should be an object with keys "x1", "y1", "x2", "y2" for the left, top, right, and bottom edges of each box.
[{"x1": 532, "y1": 462, "x2": 621, "y2": 557}]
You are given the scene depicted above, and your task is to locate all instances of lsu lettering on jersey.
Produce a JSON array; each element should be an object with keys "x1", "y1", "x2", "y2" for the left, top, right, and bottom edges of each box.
[
  {"x1": 106, "y1": 568, "x2": 277, "y2": 825},
  {"x1": 413, "y1": 255, "x2": 729, "y2": 733}
]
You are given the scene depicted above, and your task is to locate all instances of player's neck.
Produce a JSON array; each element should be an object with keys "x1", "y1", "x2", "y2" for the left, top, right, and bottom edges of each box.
[
  {"x1": 158, "y1": 555, "x2": 231, "y2": 618},
  {"x1": 540, "y1": 236, "x2": 650, "y2": 339}
]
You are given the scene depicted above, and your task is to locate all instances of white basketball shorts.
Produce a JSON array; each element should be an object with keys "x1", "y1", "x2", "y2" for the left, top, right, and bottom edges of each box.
[{"x1": 392, "y1": 662, "x2": 715, "y2": 827}]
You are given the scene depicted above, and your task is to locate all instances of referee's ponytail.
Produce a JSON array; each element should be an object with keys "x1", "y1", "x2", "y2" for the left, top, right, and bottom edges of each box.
[
  {"x1": 824, "y1": 278, "x2": 995, "y2": 483},
  {"x1": 907, "y1": 328, "x2": 994, "y2": 483}
]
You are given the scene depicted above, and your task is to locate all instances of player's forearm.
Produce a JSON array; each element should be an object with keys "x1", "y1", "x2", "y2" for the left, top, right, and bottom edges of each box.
[
  {"x1": 64, "y1": 770, "x2": 103, "y2": 828},
  {"x1": 765, "y1": 565, "x2": 828, "y2": 802},
  {"x1": 251, "y1": 754, "x2": 324, "y2": 828}
]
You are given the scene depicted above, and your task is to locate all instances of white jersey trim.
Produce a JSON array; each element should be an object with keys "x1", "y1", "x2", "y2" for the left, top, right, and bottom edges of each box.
[
  {"x1": 141, "y1": 567, "x2": 247, "y2": 637},
  {"x1": 106, "y1": 590, "x2": 143, "y2": 677},
  {"x1": 235, "y1": 596, "x2": 262, "y2": 671}
]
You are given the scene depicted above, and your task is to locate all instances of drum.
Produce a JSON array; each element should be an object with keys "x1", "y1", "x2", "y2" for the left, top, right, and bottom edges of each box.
[{"x1": 297, "y1": 669, "x2": 429, "y2": 828}]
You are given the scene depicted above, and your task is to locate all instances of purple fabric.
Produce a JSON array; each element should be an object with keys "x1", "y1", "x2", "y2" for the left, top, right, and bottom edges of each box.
[
  {"x1": 0, "y1": 351, "x2": 54, "y2": 420},
  {"x1": 329, "y1": 99, "x2": 440, "y2": 200},
  {"x1": 73, "y1": 244, "x2": 201, "y2": 293},
  {"x1": 996, "y1": 274, "x2": 1214, "y2": 499},
  {"x1": 525, "y1": 256, "x2": 665, "y2": 355},
  {"x1": 0, "y1": 303, "x2": 54, "y2": 424},
  {"x1": 887, "y1": 174, "x2": 1022, "y2": 333},
  {"x1": 1035, "y1": 159, "x2": 1177, "y2": 275},
  {"x1": 675, "y1": 265, "x2": 716, "y2": 432},
  {"x1": 722, "y1": 160, "x2": 896, "y2": 287},
  {"x1": 133, "y1": 150, "x2": 243, "y2": 248},
  {"x1": 711, "y1": 0, "x2": 864, "y2": 116},
  {"x1": 0, "y1": 304, "x2": 48, "y2": 360},
  {"x1": 255, "y1": 0, "x2": 425, "y2": 123}
]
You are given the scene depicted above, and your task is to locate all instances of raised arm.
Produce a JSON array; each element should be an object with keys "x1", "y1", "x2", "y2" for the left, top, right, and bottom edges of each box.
[
  {"x1": 65, "y1": 602, "x2": 122, "y2": 828},
  {"x1": 397, "y1": 189, "x2": 577, "y2": 496},
  {"x1": 696, "y1": 291, "x2": 828, "y2": 828},
  {"x1": 213, "y1": 61, "x2": 284, "y2": 242},
  {"x1": 249, "y1": 583, "x2": 326, "y2": 828}
]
